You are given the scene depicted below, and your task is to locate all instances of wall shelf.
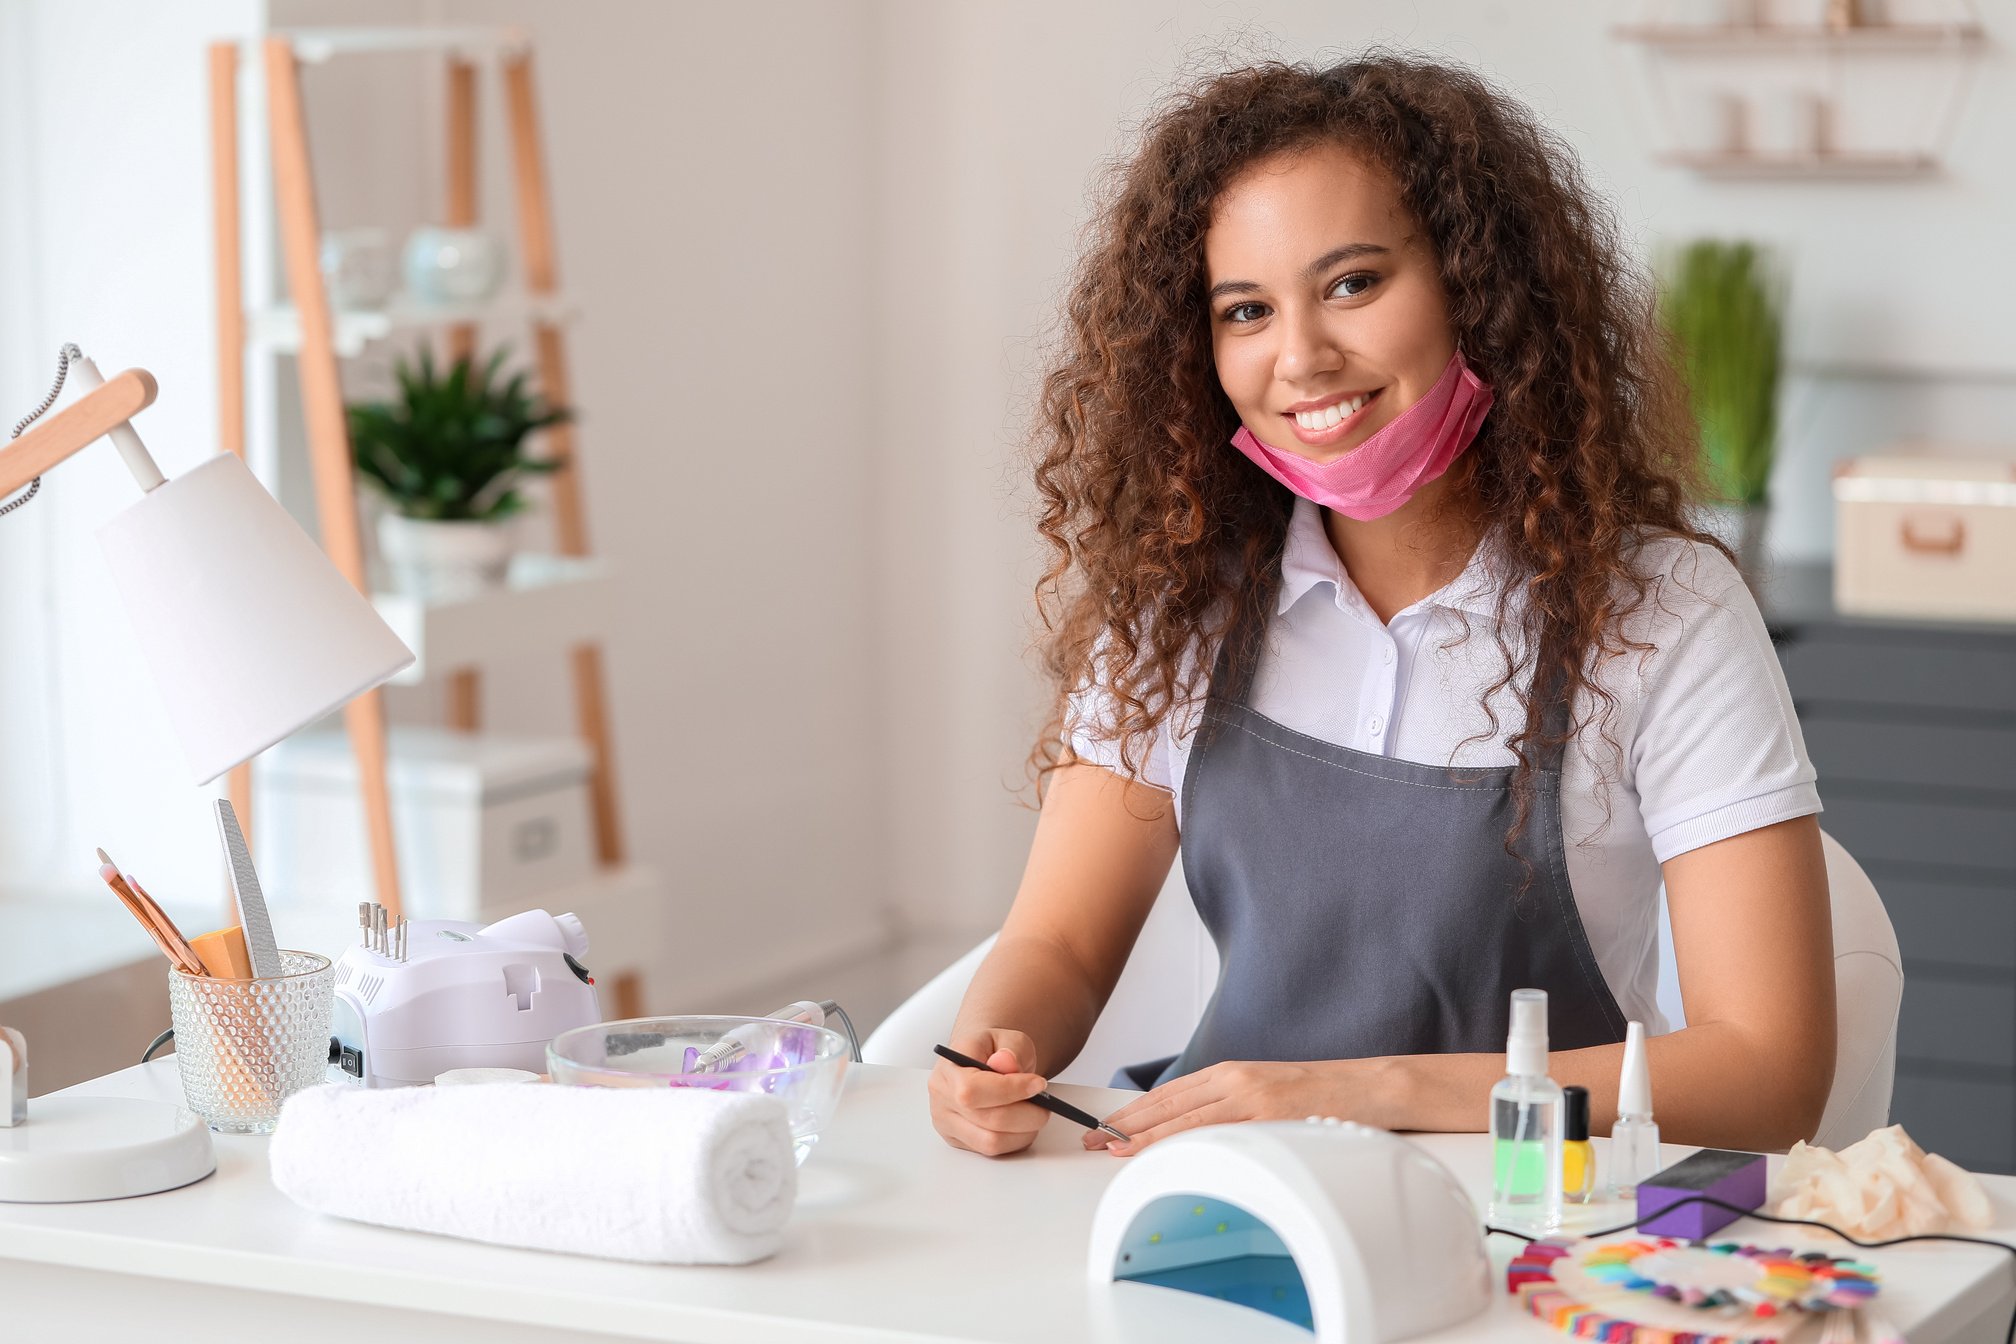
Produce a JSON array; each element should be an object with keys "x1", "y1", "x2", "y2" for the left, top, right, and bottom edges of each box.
[
  {"x1": 249, "y1": 291, "x2": 577, "y2": 357},
  {"x1": 1615, "y1": 2, "x2": 1984, "y2": 181},
  {"x1": 1613, "y1": 22, "x2": 1983, "y2": 50},
  {"x1": 371, "y1": 555, "x2": 617, "y2": 686},
  {"x1": 239, "y1": 27, "x2": 530, "y2": 64},
  {"x1": 1656, "y1": 149, "x2": 1937, "y2": 178},
  {"x1": 213, "y1": 32, "x2": 629, "y2": 921}
]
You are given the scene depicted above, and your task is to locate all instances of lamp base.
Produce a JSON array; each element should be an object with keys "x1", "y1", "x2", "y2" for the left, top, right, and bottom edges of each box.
[{"x1": 0, "y1": 1095, "x2": 215, "y2": 1202}]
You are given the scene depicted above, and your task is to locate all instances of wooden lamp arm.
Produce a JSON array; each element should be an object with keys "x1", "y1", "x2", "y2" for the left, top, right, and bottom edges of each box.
[{"x1": 0, "y1": 368, "x2": 160, "y2": 499}]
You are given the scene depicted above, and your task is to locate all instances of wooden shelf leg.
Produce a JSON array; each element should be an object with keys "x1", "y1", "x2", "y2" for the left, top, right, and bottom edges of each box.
[
  {"x1": 212, "y1": 39, "x2": 253, "y2": 920},
  {"x1": 446, "y1": 670, "x2": 481, "y2": 732},
  {"x1": 444, "y1": 55, "x2": 479, "y2": 371},
  {"x1": 211, "y1": 40, "x2": 246, "y2": 471},
  {"x1": 504, "y1": 49, "x2": 625, "y2": 866},
  {"x1": 265, "y1": 37, "x2": 405, "y2": 921},
  {"x1": 444, "y1": 55, "x2": 482, "y2": 736}
]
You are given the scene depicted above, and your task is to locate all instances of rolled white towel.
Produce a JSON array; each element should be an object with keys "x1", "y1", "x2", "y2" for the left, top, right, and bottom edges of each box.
[{"x1": 270, "y1": 1081, "x2": 796, "y2": 1264}]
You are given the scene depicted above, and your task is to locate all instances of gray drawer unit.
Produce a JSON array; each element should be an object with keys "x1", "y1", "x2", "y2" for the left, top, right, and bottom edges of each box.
[
  {"x1": 1817, "y1": 794, "x2": 2016, "y2": 875},
  {"x1": 1802, "y1": 716, "x2": 2016, "y2": 795},
  {"x1": 1766, "y1": 562, "x2": 2016, "y2": 1174},
  {"x1": 1891, "y1": 1068, "x2": 2016, "y2": 1173},
  {"x1": 1880, "y1": 871, "x2": 2016, "y2": 972},
  {"x1": 1778, "y1": 634, "x2": 2016, "y2": 716},
  {"x1": 1896, "y1": 975, "x2": 2016, "y2": 1070}
]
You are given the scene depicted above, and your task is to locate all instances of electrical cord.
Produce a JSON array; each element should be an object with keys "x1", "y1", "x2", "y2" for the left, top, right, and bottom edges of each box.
[
  {"x1": 2, "y1": 343, "x2": 81, "y2": 517},
  {"x1": 1488, "y1": 1193, "x2": 2016, "y2": 1344},
  {"x1": 819, "y1": 999, "x2": 862, "y2": 1062},
  {"x1": 7, "y1": 344, "x2": 85, "y2": 889},
  {"x1": 140, "y1": 1027, "x2": 174, "y2": 1064}
]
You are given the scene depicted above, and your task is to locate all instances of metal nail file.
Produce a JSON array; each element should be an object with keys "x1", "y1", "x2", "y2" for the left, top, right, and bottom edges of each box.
[{"x1": 214, "y1": 799, "x2": 282, "y2": 979}]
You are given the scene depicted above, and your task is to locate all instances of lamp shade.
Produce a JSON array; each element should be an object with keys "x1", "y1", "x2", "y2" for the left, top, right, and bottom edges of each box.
[{"x1": 95, "y1": 451, "x2": 415, "y2": 784}]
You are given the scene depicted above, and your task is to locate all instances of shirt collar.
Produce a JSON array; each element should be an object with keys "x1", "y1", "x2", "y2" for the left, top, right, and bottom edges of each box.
[{"x1": 1276, "y1": 495, "x2": 1513, "y2": 623}]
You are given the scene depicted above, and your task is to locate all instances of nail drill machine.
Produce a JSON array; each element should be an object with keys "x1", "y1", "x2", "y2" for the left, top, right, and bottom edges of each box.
[{"x1": 330, "y1": 907, "x2": 603, "y2": 1087}]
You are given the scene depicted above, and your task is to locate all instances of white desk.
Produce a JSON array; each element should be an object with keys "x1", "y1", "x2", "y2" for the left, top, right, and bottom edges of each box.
[{"x1": 3, "y1": 1059, "x2": 2014, "y2": 1343}]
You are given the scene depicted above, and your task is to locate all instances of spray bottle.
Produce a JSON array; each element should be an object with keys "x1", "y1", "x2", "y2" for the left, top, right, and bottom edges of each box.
[{"x1": 1487, "y1": 988, "x2": 1563, "y2": 1233}]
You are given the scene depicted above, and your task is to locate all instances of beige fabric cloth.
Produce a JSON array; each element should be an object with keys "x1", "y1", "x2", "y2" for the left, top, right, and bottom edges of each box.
[{"x1": 1771, "y1": 1124, "x2": 1991, "y2": 1239}]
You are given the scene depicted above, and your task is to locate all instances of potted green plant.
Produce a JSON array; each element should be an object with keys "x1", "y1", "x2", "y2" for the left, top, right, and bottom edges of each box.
[
  {"x1": 348, "y1": 344, "x2": 570, "y2": 599},
  {"x1": 1656, "y1": 239, "x2": 1785, "y2": 584}
]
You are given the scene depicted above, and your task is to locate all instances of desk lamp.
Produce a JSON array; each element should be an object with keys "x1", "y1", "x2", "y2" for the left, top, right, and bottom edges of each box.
[{"x1": 0, "y1": 345, "x2": 415, "y2": 1201}]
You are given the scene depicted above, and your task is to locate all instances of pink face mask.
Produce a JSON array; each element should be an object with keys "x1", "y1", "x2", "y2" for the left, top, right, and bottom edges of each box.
[{"x1": 1229, "y1": 349, "x2": 1494, "y2": 521}]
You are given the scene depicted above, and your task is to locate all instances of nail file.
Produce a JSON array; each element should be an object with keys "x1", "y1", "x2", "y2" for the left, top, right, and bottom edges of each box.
[{"x1": 215, "y1": 799, "x2": 282, "y2": 978}]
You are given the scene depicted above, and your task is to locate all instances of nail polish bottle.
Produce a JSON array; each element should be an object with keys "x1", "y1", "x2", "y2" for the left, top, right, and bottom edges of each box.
[
  {"x1": 1611, "y1": 1020, "x2": 1662, "y2": 1200},
  {"x1": 1561, "y1": 1084, "x2": 1595, "y2": 1203}
]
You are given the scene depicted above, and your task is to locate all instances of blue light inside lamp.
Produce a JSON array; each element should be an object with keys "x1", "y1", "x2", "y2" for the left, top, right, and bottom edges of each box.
[{"x1": 1114, "y1": 1194, "x2": 1312, "y2": 1329}]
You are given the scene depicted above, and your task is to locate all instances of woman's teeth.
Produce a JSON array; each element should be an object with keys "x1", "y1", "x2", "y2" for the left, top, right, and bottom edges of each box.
[{"x1": 1294, "y1": 391, "x2": 1374, "y2": 431}]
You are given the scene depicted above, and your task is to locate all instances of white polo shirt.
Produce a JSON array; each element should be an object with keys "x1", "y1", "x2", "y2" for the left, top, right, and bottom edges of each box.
[{"x1": 1066, "y1": 495, "x2": 1823, "y2": 1032}]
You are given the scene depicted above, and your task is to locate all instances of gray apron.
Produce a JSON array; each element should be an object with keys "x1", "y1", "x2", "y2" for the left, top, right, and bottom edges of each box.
[{"x1": 1114, "y1": 611, "x2": 1628, "y2": 1091}]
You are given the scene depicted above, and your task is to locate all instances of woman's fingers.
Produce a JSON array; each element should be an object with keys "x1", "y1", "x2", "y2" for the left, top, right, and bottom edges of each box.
[
  {"x1": 1103, "y1": 1096, "x2": 1241, "y2": 1155},
  {"x1": 1085, "y1": 1067, "x2": 1218, "y2": 1146},
  {"x1": 935, "y1": 1057, "x2": 1047, "y2": 1111},
  {"x1": 929, "y1": 1030, "x2": 1055, "y2": 1156},
  {"x1": 939, "y1": 1110, "x2": 1044, "y2": 1157},
  {"x1": 930, "y1": 1071, "x2": 1050, "y2": 1156}
]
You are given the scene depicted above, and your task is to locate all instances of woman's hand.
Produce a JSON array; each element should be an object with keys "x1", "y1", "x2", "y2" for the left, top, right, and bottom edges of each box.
[
  {"x1": 928, "y1": 1028, "x2": 1052, "y2": 1157},
  {"x1": 1084, "y1": 1058, "x2": 1394, "y2": 1155}
]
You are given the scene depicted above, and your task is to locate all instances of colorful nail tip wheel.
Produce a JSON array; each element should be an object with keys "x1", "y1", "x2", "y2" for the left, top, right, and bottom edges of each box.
[{"x1": 1505, "y1": 1236, "x2": 1886, "y2": 1343}]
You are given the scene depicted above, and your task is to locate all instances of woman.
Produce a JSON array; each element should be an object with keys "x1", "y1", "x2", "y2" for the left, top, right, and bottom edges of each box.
[{"x1": 928, "y1": 53, "x2": 1833, "y2": 1159}]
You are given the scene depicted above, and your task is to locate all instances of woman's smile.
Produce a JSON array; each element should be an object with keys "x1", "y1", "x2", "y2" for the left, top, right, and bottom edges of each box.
[{"x1": 1282, "y1": 386, "x2": 1385, "y2": 449}]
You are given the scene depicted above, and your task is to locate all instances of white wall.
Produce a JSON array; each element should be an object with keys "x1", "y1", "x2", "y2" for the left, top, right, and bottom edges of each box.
[{"x1": 0, "y1": 0, "x2": 268, "y2": 914}]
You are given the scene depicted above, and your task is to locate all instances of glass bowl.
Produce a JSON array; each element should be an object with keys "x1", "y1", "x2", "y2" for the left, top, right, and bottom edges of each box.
[{"x1": 547, "y1": 1015, "x2": 850, "y2": 1164}]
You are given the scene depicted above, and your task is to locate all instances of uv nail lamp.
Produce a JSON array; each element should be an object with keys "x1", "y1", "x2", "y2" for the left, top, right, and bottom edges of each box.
[
  {"x1": 330, "y1": 909, "x2": 601, "y2": 1087},
  {"x1": 1087, "y1": 1118, "x2": 1491, "y2": 1342}
]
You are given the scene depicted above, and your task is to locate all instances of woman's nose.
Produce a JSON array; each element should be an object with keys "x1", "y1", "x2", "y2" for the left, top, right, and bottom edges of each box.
[{"x1": 1273, "y1": 306, "x2": 1344, "y2": 384}]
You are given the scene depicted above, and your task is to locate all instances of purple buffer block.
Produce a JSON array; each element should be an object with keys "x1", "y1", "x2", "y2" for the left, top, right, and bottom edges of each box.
[{"x1": 1635, "y1": 1148, "x2": 1768, "y2": 1238}]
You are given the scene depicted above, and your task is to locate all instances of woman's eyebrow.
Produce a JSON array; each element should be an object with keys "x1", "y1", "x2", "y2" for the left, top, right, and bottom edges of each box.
[{"x1": 1206, "y1": 242, "x2": 1393, "y2": 302}]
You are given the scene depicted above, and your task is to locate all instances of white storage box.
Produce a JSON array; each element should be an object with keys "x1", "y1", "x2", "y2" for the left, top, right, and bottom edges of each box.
[
  {"x1": 256, "y1": 727, "x2": 595, "y2": 919},
  {"x1": 1834, "y1": 455, "x2": 2016, "y2": 624}
]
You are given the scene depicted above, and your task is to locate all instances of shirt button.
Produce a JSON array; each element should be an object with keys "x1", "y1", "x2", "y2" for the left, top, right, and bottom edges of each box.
[
  {"x1": 1368, "y1": 714, "x2": 1384, "y2": 735},
  {"x1": 1381, "y1": 645, "x2": 1394, "y2": 665}
]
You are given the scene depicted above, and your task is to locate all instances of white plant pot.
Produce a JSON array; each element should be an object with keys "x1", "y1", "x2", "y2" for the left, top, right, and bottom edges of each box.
[{"x1": 377, "y1": 513, "x2": 515, "y2": 601}]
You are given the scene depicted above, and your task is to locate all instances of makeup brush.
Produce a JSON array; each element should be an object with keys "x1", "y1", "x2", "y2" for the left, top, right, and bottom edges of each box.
[
  {"x1": 96, "y1": 848, "x2": 206, "y2": 975},
  {"x1": 100, "y1": 852, "x2": 270, "y2": 1107}
]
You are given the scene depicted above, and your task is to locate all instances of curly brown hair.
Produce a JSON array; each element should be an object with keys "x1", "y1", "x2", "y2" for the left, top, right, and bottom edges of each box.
[{"x1": 1027, "y1": 50, "x2": 1730, "y2": 889}]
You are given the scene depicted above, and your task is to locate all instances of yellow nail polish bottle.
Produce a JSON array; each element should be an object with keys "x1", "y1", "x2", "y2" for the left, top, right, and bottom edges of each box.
[{"x1": 1561, "y1": 1085, "x2": 1595, "y2": 1204}]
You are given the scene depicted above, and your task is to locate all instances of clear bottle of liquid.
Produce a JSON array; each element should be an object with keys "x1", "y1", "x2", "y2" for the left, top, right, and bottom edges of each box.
[
  {"x1": 1487, "y1": 988, "x2": 1563, "y2": 1234},
  {"x1": 1610, "y1": 1019, "x2": 1661, "y2": 1200}
]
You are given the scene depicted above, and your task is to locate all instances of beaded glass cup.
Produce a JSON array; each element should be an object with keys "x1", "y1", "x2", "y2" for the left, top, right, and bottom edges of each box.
[{"x1": 166, "y1": 950, "x2": 334, "y2": 1134}]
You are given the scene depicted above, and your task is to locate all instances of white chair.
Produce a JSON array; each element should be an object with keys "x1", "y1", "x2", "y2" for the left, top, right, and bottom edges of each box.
[{"x1": 861, "y1": 828, "x2": 1900, "y2": 1150}]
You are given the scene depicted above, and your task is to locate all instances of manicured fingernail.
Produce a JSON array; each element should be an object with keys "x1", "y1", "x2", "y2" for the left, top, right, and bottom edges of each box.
[{"x1": 1107, "y1": 1141, "x2": 1131, "y2": 1155}]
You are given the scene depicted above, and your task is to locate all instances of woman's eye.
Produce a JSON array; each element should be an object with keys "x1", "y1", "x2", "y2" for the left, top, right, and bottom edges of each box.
[{"x1": 1220, "y1": 273, "x2": 1379, "y2": 324}]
